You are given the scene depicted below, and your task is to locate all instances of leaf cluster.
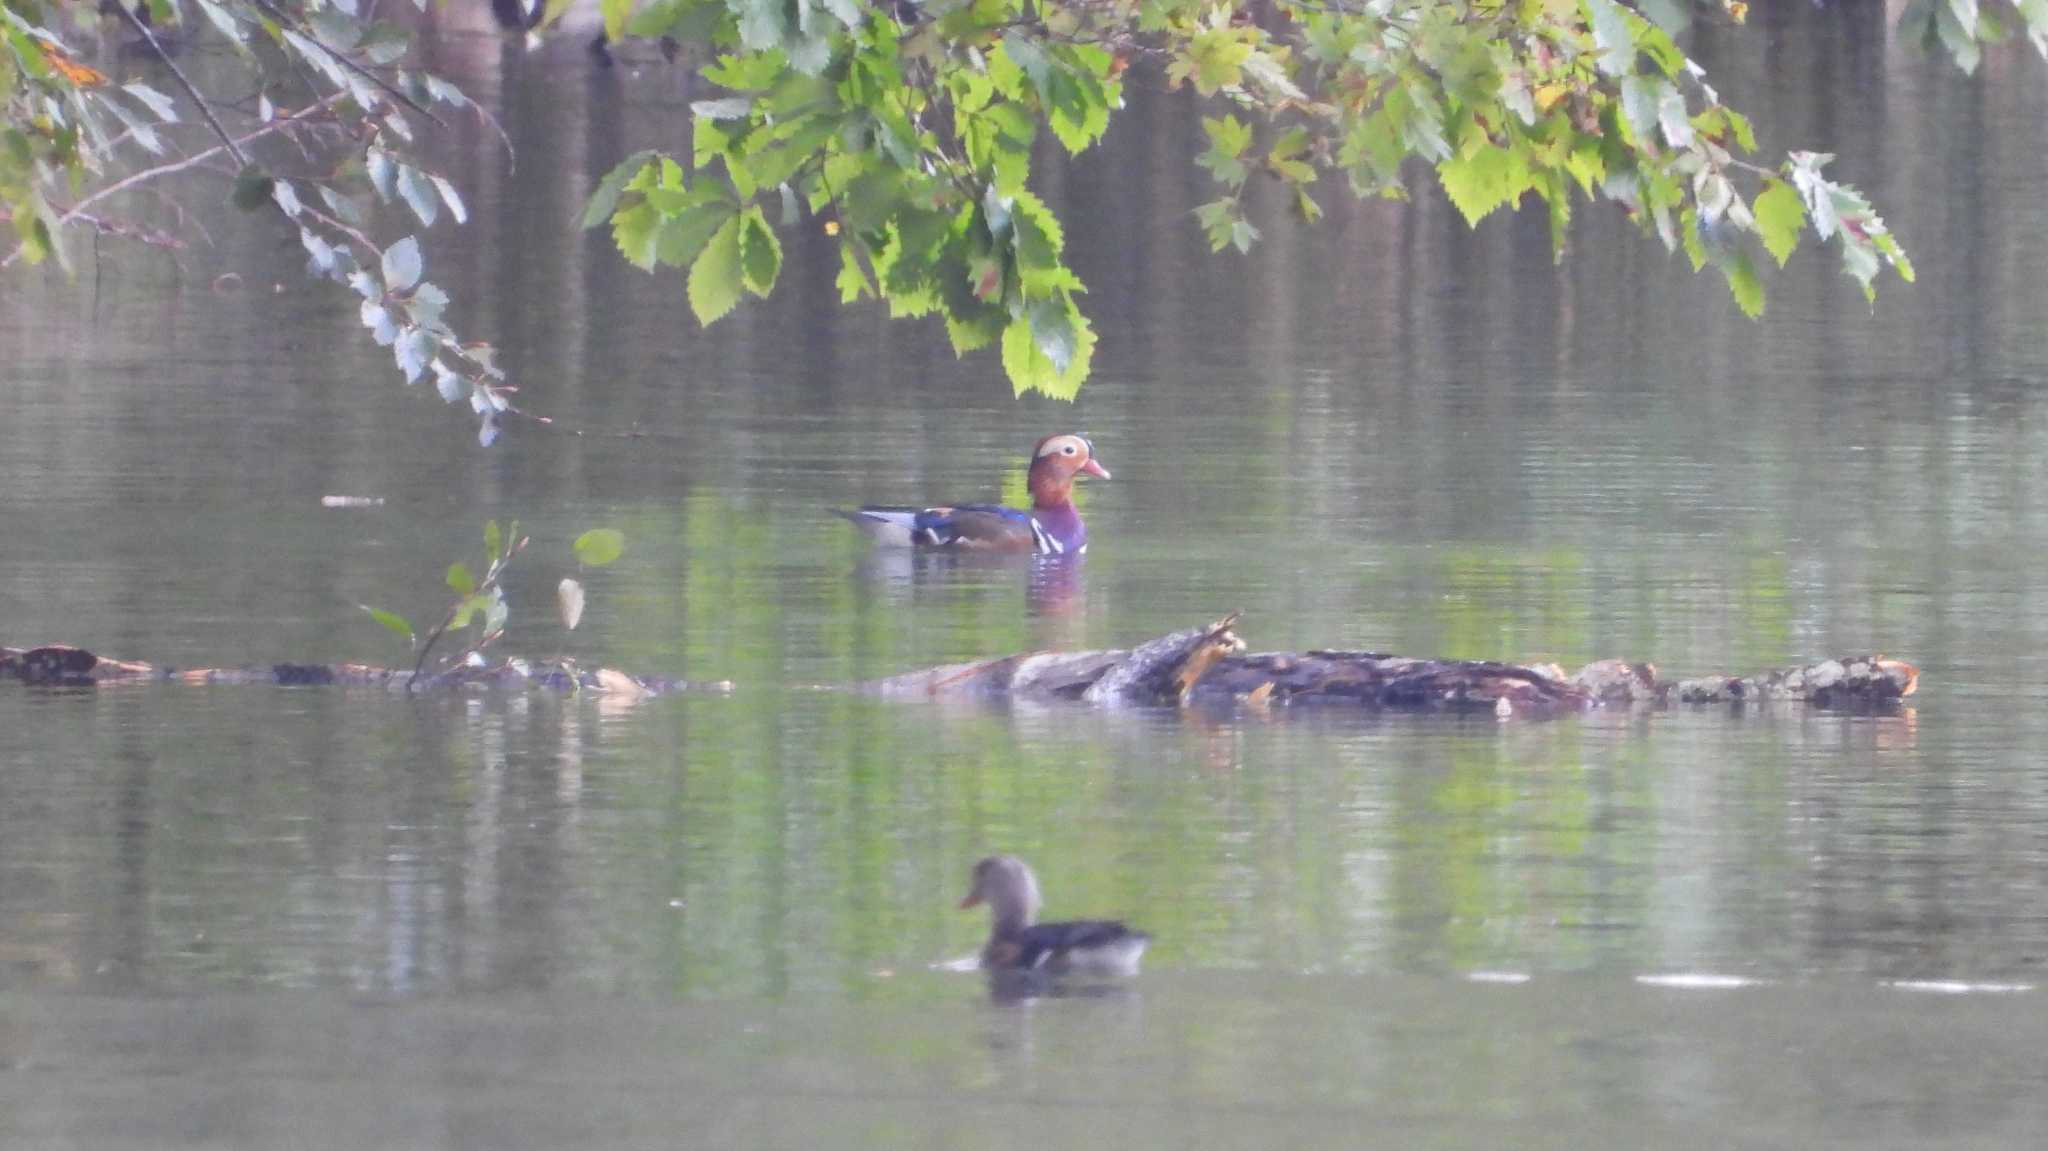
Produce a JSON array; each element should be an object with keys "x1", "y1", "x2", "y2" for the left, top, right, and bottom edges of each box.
[{"x1": 572, "y1": 0, "x2": 2025, "y2": 393}]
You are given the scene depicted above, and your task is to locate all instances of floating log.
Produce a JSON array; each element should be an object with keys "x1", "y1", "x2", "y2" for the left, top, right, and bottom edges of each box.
[
  {"x1": 5, "y1": 615, "x2": 1918, "y2": 718},
  {"x1": 862, "y1": 613, "x2": 1919, "y2": 717}
]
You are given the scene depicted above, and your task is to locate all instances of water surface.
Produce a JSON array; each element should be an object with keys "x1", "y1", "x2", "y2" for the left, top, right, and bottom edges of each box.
[{"x1": 4, "y1": 5, "x2": 2048, "y2": 1146}]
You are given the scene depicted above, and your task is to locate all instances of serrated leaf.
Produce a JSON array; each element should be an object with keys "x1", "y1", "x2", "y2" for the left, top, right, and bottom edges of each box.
[
  {"x1": 1752, "y1": 179, "x2": 1802, "y2": 266},
  {"x1": 687, "y1": 215, "x2": 745, "y2": 324},
  {"x1": 361, "y1": 302, "x2": 400, "y2": 346},
  {"x1": 409, "y1": 282, "x2": 450, "y2": 331},
  {"x1": 382, "y1": 236, "x2": 423, "y2": 291},
  {"x1": 447, "y1": 561, "x2": 477, "y2": 597},
  {"x1": 650, "y1": 201, "x2": 730, "y2": 267},
  {"x1": 395, "y1": 327, "x2": 437, "y2": 383},
  {"x1": 1437, "y1": 145, "x2": 1531, "y2": 226},
  {"x1": 434, "y1": 361, "x2": 467, "y2": 403},
  {"x1": 484, "y1": 519, "x2": 503, "y2": 560},
  {"x1": 573, "y1": 528, "x2": 626, "y2": 567},
  {"x1": 836, "y1": 242, "x2": 873, "y2": 302},
  {"x1": 1722, "y1": 248, "x2": 1764, "y2": 317},
  {"x1": 1001, "y1": 303, "x2": 1095, "y2": 400},
  {"x1": 611, "y1": 202, "x2": 661, "y2": 270}
]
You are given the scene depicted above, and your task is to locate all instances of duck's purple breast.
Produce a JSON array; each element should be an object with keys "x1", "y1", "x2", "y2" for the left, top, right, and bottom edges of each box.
[{"x1": 1030, "y1": 502, "x2": 1086, "y2": 554}]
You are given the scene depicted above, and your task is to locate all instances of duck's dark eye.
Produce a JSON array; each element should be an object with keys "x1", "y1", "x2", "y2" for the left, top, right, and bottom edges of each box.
[{"x1": 1062, "y1": 444, "x2": 1076, "y2": 455}]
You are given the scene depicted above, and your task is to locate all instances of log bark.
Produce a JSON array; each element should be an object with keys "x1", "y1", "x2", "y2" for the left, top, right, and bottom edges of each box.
[
  {"x1": 861, "y1": 614, "x2": 1919, "y2": 717},
  {"x1": 4, "y1": 615, "x2": 1920, "y2": 718}
]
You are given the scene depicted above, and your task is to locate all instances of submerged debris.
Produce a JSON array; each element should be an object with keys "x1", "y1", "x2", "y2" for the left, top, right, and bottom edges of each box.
[{"x1": 4, "y1": 615, "x2": 1918, "y2": 718}]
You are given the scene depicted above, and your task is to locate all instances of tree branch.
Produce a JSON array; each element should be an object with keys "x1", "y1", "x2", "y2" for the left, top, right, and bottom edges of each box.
[
  {"x1": 247, "y1": 0, "x2": 445, "y2": 129},
  {"x1": 115, "y1": 1, "x2": 248, "y2": 169},
  {"x1": 1, "y1": 94, "x2": 351, "y2": 269}
]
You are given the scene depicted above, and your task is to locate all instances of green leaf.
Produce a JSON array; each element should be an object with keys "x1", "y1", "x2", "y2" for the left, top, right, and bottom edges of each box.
[
  {"x1": 1721, "y1": 248, "x2": 1764, "y2": 318},
  {"x1": 1201, "y1": 115, "x2": 1252, "y2": 170},
  {"x1": 657, "y1": 202, "x2": 736, "y2": 268},
  {"x1": 1753, "y1": 179, "x2": 1803, "y2": 267},
  {"x1": 601, "y1": 0, "x2": 634, "y2": 42},
  {"x1": 1008, "y1": 191, "x2": 1064, "y2": 279},
  {"x1": 1437, "y1": 145, "x2": 1532, "y2": 227},
  {"x1": 612, "y1": 202, "x2": 662, "y2": 270},
  {"x1": 484, "y1": 519, "x2": 504, "y2": 560},
  {"x1": 738, "y1": 208, "x2": 782, "y2": 296},
  {"x1": 1001, "y1": 304, "x2": 1095, "y2": 401},
  {"x1": 573, "y1": 528, "x2": 626, "y2": 567},
  {"x1": 1723, "y1": 108, "x2": 1757, "y2": 153},
  {"x1": 447, "y1": 561, "x2": 477, "y2": 597},
  {"x1": 583, "y1": 152, "x2": 658, "y2": 229},
  {"x1": 688, "y1": 215, "x2": 745, "y2": 324},
  {"x1": 230, "y1": 164, "x2": 274, "y2": 211},
  {"x1": 358, "y1": 604, "x2": 415, "y2": 644},
  {"x1": 836, "y1": 242, "x2": 874, "y2": 302}
]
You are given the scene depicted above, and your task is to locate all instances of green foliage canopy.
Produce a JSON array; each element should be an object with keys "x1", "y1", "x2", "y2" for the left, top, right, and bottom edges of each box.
[{"x1": 2, "y1": 1, "x2": 2039, "y2": 416}]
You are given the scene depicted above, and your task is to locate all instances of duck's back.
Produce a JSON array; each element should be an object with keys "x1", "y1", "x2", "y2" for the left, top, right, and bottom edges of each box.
[{"x1": 988, "y1": 919, "x2": 1151, "y2": 975}]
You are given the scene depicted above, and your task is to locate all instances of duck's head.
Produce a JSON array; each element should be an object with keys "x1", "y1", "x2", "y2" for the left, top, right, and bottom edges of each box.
[
  {"x1": 959, "y1": 854, "x2": 1043, "y2": 930},
  {"x1": 1027, "y1": 433, "x2": 1109, "y2": 508}
]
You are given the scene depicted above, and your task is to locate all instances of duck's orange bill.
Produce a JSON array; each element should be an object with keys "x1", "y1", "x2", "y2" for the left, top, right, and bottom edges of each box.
[
  {"x1": 958, "y1": 892, "x2": 983, "y2": 909},
  {"x1": 1081, "y1": 459, "x2": 1110, "y2": 480}
]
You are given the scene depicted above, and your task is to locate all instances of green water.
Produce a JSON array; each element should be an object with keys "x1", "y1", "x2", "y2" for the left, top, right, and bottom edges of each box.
[{"x1": 3, "y1": 5, "x2": 2047, "y2": 1147}]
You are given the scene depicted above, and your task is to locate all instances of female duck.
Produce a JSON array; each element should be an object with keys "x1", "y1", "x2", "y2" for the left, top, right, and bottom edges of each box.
[
  {"x1": 836, "y1": 433, "x2": 1109, "y2": 556},
  {"x1": 959, "y1": 854, "x2": 1150, "y2": 975}
]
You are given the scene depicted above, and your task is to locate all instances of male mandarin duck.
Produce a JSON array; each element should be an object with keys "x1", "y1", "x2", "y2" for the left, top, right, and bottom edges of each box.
[
  {"x1": 959, "y1": 854, "x2": 1151, "y2": 975},
  {"x1": 834, "y1": 433, "x2": 1109, "y2": 556}
]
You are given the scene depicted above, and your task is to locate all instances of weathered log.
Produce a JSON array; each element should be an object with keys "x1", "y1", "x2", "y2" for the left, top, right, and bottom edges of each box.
[
  {"x1": 4, "y1": 616, "x2": 1919, "y2": 718},
  {"x1": 862, "y1": 614, "x2": 1919, "y2": 717}
]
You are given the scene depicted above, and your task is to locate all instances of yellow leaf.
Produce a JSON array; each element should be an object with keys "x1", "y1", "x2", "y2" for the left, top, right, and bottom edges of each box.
[
  {"x1": 1533, "y1": 82, "x2": 1569, "y2": 113},
  {"x1": 41, "y1": 47, "x2": 107, "y2": 88}
]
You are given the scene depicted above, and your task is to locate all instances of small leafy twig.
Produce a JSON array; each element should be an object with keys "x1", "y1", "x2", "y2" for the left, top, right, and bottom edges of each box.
[
  {"x1": 114, "y1": 1, "x2": 247, "y2": 168},
  {"x1": 248, "y1": 0, "x2": 445, "y2": 128},
  {"x1": 410, "y1": 529, "x2": 527, "y2": 687},
  {"x1": 1, "y1": 93, "x2": 351, "y2": 269}
]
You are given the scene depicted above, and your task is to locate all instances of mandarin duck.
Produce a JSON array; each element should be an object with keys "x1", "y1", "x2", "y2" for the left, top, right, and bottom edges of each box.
[
  {"x1": 835, "y1": 433, "x2": 1109, "y2": 556},
  {"x1": 959, "y1": 854, "x2": 1151, "y2": 975}
]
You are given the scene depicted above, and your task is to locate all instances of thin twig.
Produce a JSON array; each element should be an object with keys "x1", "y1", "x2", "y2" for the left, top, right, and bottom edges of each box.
[
  {"x1": 115, "y1": 1, "x2": 248, "y2": 168},
  {"x1": 1, "y1": 93, "x2": 351, "y2": 269},
  {"x1": 409, "y1": 536, "x2": 527, "y2": 689},
  {"x1": 248, "y1": 0, "x2": 445, "y2": 129},
  {"x1": 296, "y1": 202, "x2": 384, "y2": 259}
]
